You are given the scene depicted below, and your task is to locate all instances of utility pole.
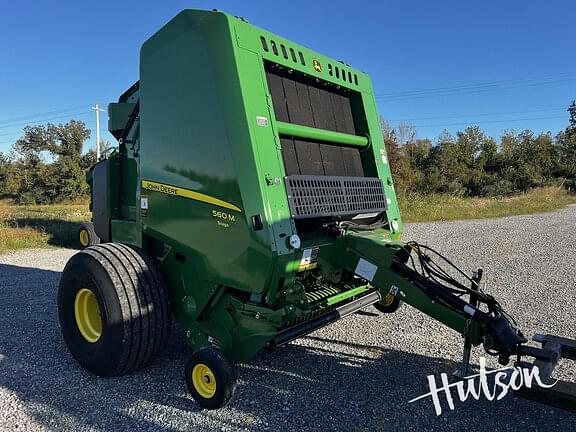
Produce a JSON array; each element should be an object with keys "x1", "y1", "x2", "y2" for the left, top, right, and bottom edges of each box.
[{"x1": 92, "y1": 104, "x2": 105, "y2": 160}]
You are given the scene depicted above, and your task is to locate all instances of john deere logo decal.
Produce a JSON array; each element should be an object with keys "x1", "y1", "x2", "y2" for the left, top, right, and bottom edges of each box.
[{"x1": 313, "y1": 59, "x2": 322, "y2": 72}]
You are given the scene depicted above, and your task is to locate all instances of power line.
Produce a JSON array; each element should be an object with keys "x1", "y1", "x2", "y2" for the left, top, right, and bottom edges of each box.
[
  {"x1": 376, "y1": 73, "x2": 576, "y2": 98},
  {"x1": 0, "y1": 119, "x2": 98, "y2": 142},
  {"x1": 385, "y1": 107, "x2": 566, "y2": 122},
  {"x1": 375, "y1": 73, "x2": 576, "y2": 101},
  {"x1": 376, "y1": 72, "x2": 575, "y2": 97},
  {"x1": 377, "y1": 78, "x2": 576, "y2": 101},
  {"x1": 0, "y1": 105, "x2": 93, "y2": 126},
  {"x1": 0, "y1": 111, "x2": 93, "y2": 131},
  {"x1": 408, "y1": 115, "x2": 566, "y2": 129}
]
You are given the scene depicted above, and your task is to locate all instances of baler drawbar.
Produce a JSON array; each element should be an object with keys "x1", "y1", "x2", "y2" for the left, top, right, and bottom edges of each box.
[{"x1": 61, "y1": 9, "x2": 575, "y2": 411}]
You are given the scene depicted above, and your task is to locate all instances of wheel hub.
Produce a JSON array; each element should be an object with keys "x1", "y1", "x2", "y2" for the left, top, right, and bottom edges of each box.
[
  {"x1": 79, "y1": 230, "x2": 89, "y2": 247},
  {"x1": 381, "y1": 293, "x2": 395, "y2": 306},
  {"x1": 74, "y1": 288, "x2": 102, "y2": 343},
  {"x1": 192, "y1": 363, "x2": 217, "y2": 398}
]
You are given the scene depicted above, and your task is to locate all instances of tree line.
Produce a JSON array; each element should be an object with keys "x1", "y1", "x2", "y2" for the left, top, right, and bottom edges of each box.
[
  {"x1": 0, "y1": 101, "x2": 574, "y2": 204},
  {"x1": 383, "y1": 101, "x2": 576, "y2": 197},
  {"x1": 0, "y1": 121, "x2": 114, "y2": 204}
]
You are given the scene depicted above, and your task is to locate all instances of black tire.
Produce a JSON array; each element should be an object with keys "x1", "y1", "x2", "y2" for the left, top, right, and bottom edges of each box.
[
  {"x1": 185, "y1": 348, "x2": 236, "y2": 410},
  {"x1": 78, "y1": 222, "x2": 100, "y2": 249},
  {"x1": 373, "y1": 293, "x2": 402, "y2": 314},
  {"x1": 58, "y1": 243, "x2": 171, "y2": 376}
]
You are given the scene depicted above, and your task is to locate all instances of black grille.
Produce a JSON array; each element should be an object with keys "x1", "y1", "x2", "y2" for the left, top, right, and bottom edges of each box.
[
  {"x1": 285, "y1": 175, "x2": 387, "y2": 219},
  {"x1": 265, "y1": 66, "x2": 364, "y2": 177}
]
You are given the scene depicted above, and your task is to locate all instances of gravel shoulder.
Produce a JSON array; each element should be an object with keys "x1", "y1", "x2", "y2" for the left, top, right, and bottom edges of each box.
[{"x1": 1, "y1": 207, "x2": 575, "y2": 431}]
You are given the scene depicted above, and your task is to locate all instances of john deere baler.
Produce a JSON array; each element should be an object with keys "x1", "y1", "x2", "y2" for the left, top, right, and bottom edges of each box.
[{"x1": 61, "y1": 9, "x2": 576, "y2": 411}]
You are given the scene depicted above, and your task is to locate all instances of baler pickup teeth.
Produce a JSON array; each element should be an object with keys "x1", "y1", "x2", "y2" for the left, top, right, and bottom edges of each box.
[
  {"x1": 305, "y1": 287, "x2": 340, "y2": 303},
  {"x1": 271, "y1": 290, "x2": 381, "y2": 348},
  {"x1": 515, "y1": 334, "x2": 576, "y2": 412},
  {"x1": 281, "y1": 286, "x2": 376, "y2": 335},
  {"x1": 305, "y1": 285, "x2": 372, "y2": 308}
]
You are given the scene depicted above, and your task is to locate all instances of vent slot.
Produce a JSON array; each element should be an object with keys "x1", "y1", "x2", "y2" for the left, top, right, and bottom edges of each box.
[
  {"x1": 259, "y1": 36, "x2": 358, "y2": 87},
  {"x1": 260, "y1": 36, "x2": 269, "y2": 52},
  {"x1": 285, "y1": 175, "x2": 387, "y2": 219},
  {"x1": 326, "y1": 62, "x2": 359, "y2": 87}
]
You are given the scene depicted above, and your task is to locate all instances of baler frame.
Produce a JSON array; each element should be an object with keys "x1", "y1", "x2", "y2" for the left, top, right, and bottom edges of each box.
[{"x1": 58, "y1": 8, "x2": 576, "y2": 411}]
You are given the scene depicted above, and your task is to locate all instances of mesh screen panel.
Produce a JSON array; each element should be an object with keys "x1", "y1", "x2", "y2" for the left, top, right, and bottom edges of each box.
[{"x1": 285, "y1": 175, "x2": 387, "y2": 219}]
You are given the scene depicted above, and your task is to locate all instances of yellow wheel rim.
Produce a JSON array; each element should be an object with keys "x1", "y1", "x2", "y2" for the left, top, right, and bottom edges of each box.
[
  {"x1": 74, "y1": 288, "x2": 102, "y2": 343},
  {"x1": 192, "y1": 363, "x2": 217, "y2": 399},
  {"x1": 79, "y1": 229, "x2": 90, "y2": 247},
  {"x1": 381, "y1": 294, "x2": 395, "y2": 307}
]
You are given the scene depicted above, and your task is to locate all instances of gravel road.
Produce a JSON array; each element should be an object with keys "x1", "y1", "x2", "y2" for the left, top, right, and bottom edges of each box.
[{"x1": 1, "y1": 206, "x2": 575, "y2": 431}]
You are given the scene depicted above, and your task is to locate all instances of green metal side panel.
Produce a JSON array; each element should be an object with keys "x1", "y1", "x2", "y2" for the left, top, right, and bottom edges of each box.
[
  {"x1": 229, "y1": 30, "x2": 296, "y2": 257},
  {"x1": 108, "y1": 103, "x2": 135, "y2": 139},
  {"x1": 111, "y1": 219, "x2": 139, "y2": 244},
  {"x1": 138, "y1": 10, "x2": 292, "y2": 295}
]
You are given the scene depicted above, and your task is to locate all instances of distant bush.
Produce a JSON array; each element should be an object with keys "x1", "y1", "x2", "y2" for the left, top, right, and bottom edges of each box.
[
  {"x1": 382, "y1": 101, "x2": 576, "y2": 198},
  {"x1": 0, "y1": 120, "x2": 96, "y2": 204}
]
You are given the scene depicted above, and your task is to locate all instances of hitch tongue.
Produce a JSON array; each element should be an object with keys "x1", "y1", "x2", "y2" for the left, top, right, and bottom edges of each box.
[{"x1": 515, "y1": 334, "x2": 576, "y2": 412}]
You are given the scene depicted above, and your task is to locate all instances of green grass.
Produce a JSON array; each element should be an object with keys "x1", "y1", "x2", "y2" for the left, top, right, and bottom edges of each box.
[
  {"x1": 0, "y1": 200, "x2": 90, "y2": 254},
  {"x1": 0, "y1": 187, "x2": 575, "y2": 254},
  {"x1": 400, "y1": 186, "x2": 576, "y2": 223}
]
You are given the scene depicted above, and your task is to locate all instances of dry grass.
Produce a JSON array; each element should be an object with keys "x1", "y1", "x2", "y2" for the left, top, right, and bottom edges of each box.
[
  {"x1": 0, "y1": 200, "x2": 90, "y2": 254},
  {"x1": 400, "y1": 186, "x2": 576, "y2": 223},
  {"x1": 0, "y1": 187, "x2": 575, "y2": 253}
]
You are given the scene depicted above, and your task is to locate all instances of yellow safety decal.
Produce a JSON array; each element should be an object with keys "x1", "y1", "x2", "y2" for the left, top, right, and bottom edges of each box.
[
  {"x1": 299, "y1": 246, "x2": 320, "y2": 272},
  {"x1": 141, "y1": 180, "x2": 242, "y2": 212},
  {"x1": 312, "y1": 59, "x2": 322, "y2": 72}
]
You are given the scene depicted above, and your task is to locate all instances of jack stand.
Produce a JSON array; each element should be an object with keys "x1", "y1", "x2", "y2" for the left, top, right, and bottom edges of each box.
[{"x1": 453, "y1": 269, "x2": 483, "y2": 379}]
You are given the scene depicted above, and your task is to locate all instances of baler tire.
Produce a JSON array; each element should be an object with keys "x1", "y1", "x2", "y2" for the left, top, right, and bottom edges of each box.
[
  {"x1": 58, "y1": 243, "x2": 171, "y2": 377},
  {"x1": 78, "y1": 222, "x2": 100, "y2": 249},
  {"x1": 373, "y1": 294, "x2": 402, "y2": 314},
  {"x1": 185, "y1": 348, "x2": 236, "y2": 410}
]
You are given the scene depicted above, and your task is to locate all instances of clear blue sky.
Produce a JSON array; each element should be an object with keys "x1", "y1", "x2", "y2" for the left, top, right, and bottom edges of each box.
[{"x1": 0, "y1": 0, "x2": 574, "y2": 154}]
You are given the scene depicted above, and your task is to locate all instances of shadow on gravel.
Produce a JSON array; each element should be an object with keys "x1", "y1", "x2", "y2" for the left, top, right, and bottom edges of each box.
[
  {"x1": 0, "y1": 263, "x2": 574, "y2": 432},
  {"x1": 12, "y1": 218, "x2": 81, "y2": 249}
]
